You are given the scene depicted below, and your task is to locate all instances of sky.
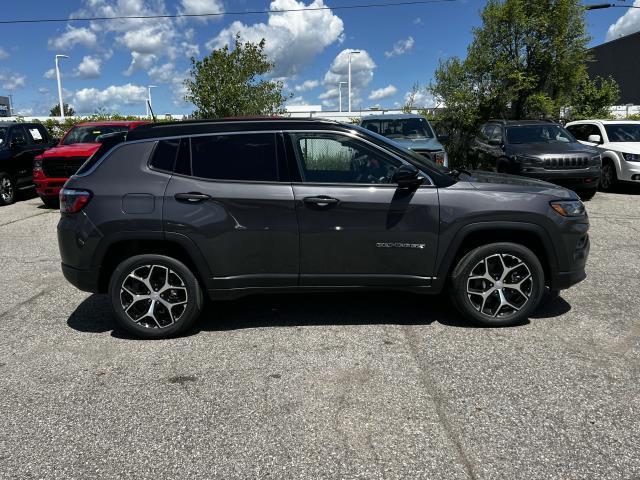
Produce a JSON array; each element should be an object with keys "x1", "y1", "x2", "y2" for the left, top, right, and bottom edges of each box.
[{"x1": 1, "y1": 0, "x2": 639, "y2": 117}]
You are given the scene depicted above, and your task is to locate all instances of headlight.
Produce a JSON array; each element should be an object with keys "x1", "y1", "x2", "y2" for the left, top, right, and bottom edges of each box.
[
  {"x1": 434, "y1": 151, "x2": 446, "y2": 165},
  {"x1": 622, "y1": 152, "x2": 640, "y2": 162},
  {"x1": 591, "y1": 154, "x2": 602, "y2": 165},
  {"x1": 550, "y1": 200, "x2": 585, "y2": 217},
  {"x1": 513, "y1": 155, "x2": 540, "y2": 165}
]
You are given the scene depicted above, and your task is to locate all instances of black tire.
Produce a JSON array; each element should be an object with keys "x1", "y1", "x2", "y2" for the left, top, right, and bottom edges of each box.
[
  {"x1": 0, "y1": 172, "x2": 15, "y2": 206},
  {"x1": 41, "y1": 196, "x2": 60, "y2": 209},
  {"x1": 108, "y1": 254, "x2": 204, "y2": 339},
  {"x1": 598, "y1": 161, "x2": 617, "y2": 192},
  {"x1": 578, "y1": 188, "x2": 597, "y2": 201},
  {"x1": 449, "y1": 242, "x2": 545, "y2": 327}
]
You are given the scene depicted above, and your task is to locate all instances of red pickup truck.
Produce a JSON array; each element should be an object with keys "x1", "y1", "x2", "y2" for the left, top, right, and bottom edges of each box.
[{"x1": 33, "y1": 121, "x2": 149, "y2": 207}]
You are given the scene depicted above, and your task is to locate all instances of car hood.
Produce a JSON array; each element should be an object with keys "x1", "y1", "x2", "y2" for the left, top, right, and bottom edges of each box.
[
  {"x1": 507, "y1": 142, "x2": 599, "y2": 157},
  {"x1": 392, "y1": 137, "x2": 444, "y2": 151},
  {"x1": 462, "y1": 170, "x2": 578, "y2": 199},
  {"x1": 40, "y1": 143, "x2": 100, "y2": 157},
  {"x1": 604, "y1": 142, "x2": 640, "y2": 154}
]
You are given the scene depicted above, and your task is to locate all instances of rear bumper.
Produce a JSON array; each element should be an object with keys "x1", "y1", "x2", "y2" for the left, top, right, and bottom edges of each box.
[
  {"x1": 34, "y1": 177, "x2": 67, "y2": 198},
  {"x1": 61, "y1": 263, "x2": 99, "y2": 293}
]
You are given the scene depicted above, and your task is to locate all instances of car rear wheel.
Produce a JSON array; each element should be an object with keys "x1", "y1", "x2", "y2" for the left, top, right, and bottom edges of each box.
[
  {"x1": 599, "y1": 162, "x2": 617, "y2": 191},
  {"x1": 108, "y1": 254, "x2": 204, "y2": 339},
  {"x1": 0, "y1": 172, "x2": 15, "y2": 206},
  {"x1": 450, "y1": 243, "x2": 545, "y2": 327}
]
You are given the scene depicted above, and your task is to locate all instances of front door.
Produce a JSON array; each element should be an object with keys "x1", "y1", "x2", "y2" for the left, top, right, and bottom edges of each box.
[
  {"x1": 286, "y1": 131, "x2": 439, "y2": 287},
  {"x1": 163, "y1": 133, "x2": 299, "y2": 290}
]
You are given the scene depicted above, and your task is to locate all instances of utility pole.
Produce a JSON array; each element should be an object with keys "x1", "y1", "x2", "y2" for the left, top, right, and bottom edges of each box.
[
  {"x1": 55, "y1": 54, "x2": 69, "y2": 119},
  {"x1": 8, "y1": 94, "x2": 13, "y2": 116},
  {"x1": 348, "y1": 50, "x2": 361, "y2": 113},
  {"x1": 339, "y1": 81, "x2": 347, "y2": 112}
]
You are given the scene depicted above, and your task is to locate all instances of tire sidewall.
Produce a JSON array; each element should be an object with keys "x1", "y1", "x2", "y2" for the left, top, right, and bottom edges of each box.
[
  {"x1": 451, "y1": 242, "x2": 545, "y2": 327},
  {"x1": 0, "y1": 173, "x2": 15, "y2": 206},
  {"x1": 108, "y1": 254, "x2": 203, "y2": 339},
  {"x1": 599, "y1": 163, "x2": 616, "y2": 191}
]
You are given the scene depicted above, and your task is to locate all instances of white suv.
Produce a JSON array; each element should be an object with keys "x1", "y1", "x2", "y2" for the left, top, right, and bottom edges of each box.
[{"x1": 565, "y1": 120, "x2": 640, "y2": 191}]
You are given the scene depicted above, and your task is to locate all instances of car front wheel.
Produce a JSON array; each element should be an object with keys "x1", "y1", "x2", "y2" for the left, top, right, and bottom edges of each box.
[
  {"x1": 108, "y1": 254, "x2": 204, "y2": 339},
  {"x1": 599, "y1": 162, "x2": 617, "y2": 191},
  {"x1": 450, "y1": 243, "x2": 545, "y2": 327},
  {"x1": 0, "y1": 172, "x2": 15, "y2": 206}
]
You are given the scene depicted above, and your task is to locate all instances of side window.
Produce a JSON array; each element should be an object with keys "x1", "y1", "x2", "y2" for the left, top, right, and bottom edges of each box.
[
  {"x1": 566, "y1": 125, "x2": 584, "y2": 140},
  {"x1": 489, "y1": 126, "x2": 503, "y2": 143},
  {"x1": 25, "y1": 125, "x2": 48, "y2": 145},
  {"x1": 150, "y1": 139, "x2": 180, "y2": 172},
  {"x1": 190, "y1": 133, "x2": 278, "y2": 182},
  {"x1": 290, "y1": 133, "x2": 400, "y2": 184},
  {"x1": 9, "y1": 126, "x2": 27, "y2": 147}
]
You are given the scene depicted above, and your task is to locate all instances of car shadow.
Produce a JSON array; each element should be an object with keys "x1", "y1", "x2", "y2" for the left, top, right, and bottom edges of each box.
[{"x1": 67, "y1": 289, "x2": 572, "y2": 339}]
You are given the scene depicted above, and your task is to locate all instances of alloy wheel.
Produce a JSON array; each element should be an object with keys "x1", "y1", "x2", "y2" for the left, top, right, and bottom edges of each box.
[
  {"x1": 0, "y1": 177, "x2": 14, "y2": 203},
  {"x1": 466, "y1": 253, "x2": 533, "y2": 318},
  {"x1": 600, "y1": 164, "x2": 614, "y2": 190},
  {"x1": 120, "y1": 264, "x2": 189, "y2": 329}
]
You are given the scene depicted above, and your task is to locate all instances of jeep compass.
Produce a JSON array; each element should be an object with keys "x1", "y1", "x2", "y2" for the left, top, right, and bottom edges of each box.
[{"x1": 58, "y1": 119, "x2": 590, "y2": 339}]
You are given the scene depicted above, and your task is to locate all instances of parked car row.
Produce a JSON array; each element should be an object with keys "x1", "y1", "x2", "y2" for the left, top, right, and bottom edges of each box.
[{"x1": 0, "y1": 120, "x2": 148, "y2": 207}]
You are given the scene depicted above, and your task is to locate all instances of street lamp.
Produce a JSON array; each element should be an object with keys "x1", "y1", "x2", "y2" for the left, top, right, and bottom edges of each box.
[
  {"x1": 338, "y1": 81, "x2": 347, "y2": 113},
  {"x1": 55, "y1": 54, "x2": 69, "y2": 120},
  {"x1": 146, "y1": 85, "x2": 157, "y2": 117},
  {"x1": 347, "y1": 50, "x2": 361, "y2": 113}
]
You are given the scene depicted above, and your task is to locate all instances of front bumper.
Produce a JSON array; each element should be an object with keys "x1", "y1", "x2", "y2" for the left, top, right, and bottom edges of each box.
[
  {"x1": 619, "y1": 159, "x2": 640, "y2": 182},
  {"x1": 34, "y1": 177, "x2": 68, "y2": 198},
  {"x1": 518, "y1": 168, "x2": 600, "y2": 190}
]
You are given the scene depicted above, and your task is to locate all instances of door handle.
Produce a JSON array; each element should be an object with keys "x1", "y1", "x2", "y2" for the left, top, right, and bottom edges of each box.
[
  {"x1": 174, "y1": 192, "x2": 211, "y2": 203},
  {"x1": 303, "y1": 196, "x2": 340, "y2": 207}
]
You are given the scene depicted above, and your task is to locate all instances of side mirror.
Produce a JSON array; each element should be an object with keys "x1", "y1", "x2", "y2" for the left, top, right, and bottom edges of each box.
[
  {"x1": 587, "y1": 134, "x2": 602, "y2": 144},
  {"x1": 393, "y1": 164, "x2": 422, "y2": 189}
]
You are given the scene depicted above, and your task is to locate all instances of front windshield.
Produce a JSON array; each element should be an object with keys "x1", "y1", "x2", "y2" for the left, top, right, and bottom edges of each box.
[
  {"x1": 350, "y1": 123, "x2": 448, "y2": 174},
  {"x1": 0, "y1": 127, "x2": 6, "y2": 146},
  {"x1": 362, "y1": 117, "x2": 435, "y2": 140},
  {"x1": 604, "y1": 124, "x2": 640, "y2": 142},
  {"x1": 506, "y1": 125, "x2": 575, "y2": 144},
  {"x1": 62, "y1": 125, "x2": 129, "y2": 145}
]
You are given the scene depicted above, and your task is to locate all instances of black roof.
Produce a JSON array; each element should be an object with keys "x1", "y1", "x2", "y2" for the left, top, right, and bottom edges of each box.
[
  {"x1": 486, "y1": 119, "x2": 557, "y2": 126},
  {"x1": 127, "y1": 117, "x2": 348, "y2": 141},
  {"x1": 0, "y1": 121, "x2": 42, "y2": 127}
]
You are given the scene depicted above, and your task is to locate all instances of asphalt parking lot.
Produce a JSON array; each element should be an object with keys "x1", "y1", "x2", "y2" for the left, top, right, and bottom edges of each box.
[{"x1": 1, "y1": 189, "x2": 639, "y2": 480}]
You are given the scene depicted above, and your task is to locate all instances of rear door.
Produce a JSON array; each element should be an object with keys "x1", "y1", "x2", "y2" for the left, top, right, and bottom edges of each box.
[
  {"x1": 285, "y1": 130, "x2": 439, "y2": 287},
  {"x1": 7, "y1": 126, "x2": 32, "y2": 185},
  {"x1": 163, "y1": 132, "x2": 299, "y2": 290}
]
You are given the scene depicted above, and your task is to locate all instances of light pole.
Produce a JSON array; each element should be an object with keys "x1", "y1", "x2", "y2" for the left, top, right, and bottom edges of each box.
[
  {"x1": 347, "y1": 50, "x2": 361, "y2": 113},
  {"x1": 55, "y1": 54, "x2": 69, "y2": 119},
  {"x1": 7, "y1": 94, "x2": 13, "y2": 117},
  {"x1": 338, "y1": 81, "x2": 347, "y2": 112},
  {"x1": 146, "y1": 85, "x2": 157, "y2": 117},
  {"x1": 626, "y1": 103, "x2": 634, "y2": 118}
]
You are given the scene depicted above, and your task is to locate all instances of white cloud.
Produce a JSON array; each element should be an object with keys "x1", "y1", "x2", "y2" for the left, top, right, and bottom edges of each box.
[
  {"x1": 0, "y1": 47, "x2": 8, "y2": 60},
  {"x1": 606, "y1": 0, "x2": 640, "y2": 41},
  {"x1": 48, "y1": 26, "x2": 97, "y2": 51},
  {"x1": 178, "y1": 0, "x2": 224, "y2": 22},
  {"x1": 207, "y1": 0, "x2": 344, "y2": 77},
  {"x1": 75, "y1": 55, "x2": 102, "y2": 79},
  {"x1": 148, "y1": 63, "x2": 177, "y2": 84},
  {"x1": 124, "y1": 52, "x2": 158, "y2": 76},
  {"x1": 404, "y1": 89, "x2": 436, "y2": 108},
  {"x1": 38, "y1": 87, "x2": 50, "y2": 94},
  {"x1": 385, "y1": 36, "x2": 414, "y2": 58},
  {"x1": 0, "y1": 70, "x2": 26, "y2": 90},
  {"x1": 320, "y1": 49, "x2": 376, "y2": 108},
  {"x1": 44, "y1": 68, "x2": 57, "y2": 80},
  {"x1": 181, "y1": 42, "x2": 200, "y2": 58},
  {"x1": 72, "y1": 83, "x2": 148, "y2": 114},
  {"x1": 369, "y1": 84, "x2": 397, "y2": 101},
  {"x1": 295, "y1": 80, "x2": 320, "y2": 92}
]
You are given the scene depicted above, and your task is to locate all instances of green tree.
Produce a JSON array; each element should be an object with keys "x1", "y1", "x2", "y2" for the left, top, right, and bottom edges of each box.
[
  {"x1": 568, "y1": 76, "x2": 619, "y2": 120},
  {"x1": 49, "y1": 103, "x2": 75, "y2": 117},
  {"x1": 184, "y1": 34, "x2": 290, "y2": 119},
  {"x1": 429, "y1": 0, "x2": 620, "y2": 166}
]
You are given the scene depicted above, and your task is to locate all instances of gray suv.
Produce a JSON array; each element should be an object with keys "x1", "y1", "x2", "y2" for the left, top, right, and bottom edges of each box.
[{"x1": 58, "y1": 118, "x2": 590, "y2": 339}]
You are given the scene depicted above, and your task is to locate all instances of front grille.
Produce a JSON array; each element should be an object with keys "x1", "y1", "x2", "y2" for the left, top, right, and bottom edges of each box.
[
  {"x1": 542, "y1": 156, "x2": 589, "y2": 170},
  {"x1": 42, "y1": 156, "x2": 88, "y2": 178}
]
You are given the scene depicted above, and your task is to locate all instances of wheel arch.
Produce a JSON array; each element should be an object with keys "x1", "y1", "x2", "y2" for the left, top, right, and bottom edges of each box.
[
  {"x1": 601, "y1": 150, "x2": 622, "y2": 174},
  {"x1": 96, "y1": 233, "x2": 212, "y2": 293},
  {"x1": 434, "y1": 222, "x2": 559, "y2": 292}
]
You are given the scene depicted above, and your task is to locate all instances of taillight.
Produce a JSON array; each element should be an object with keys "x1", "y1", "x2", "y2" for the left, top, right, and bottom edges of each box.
[{"x1": 60, "y1": 188, "x2": 92, "y2": 213}]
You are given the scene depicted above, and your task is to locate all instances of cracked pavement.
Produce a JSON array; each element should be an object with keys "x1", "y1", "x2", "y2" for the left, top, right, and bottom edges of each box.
[{"x1": 1, "y1": 190, "x2": 639, "y2": 479}]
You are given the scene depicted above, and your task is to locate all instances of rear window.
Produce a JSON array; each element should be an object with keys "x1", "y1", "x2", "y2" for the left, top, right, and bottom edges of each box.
[
  {"x1": 190, "y1": 133, "x2": 278, "y2": 182},
  {"x1": 149, "y1": 139, "x2": 180, "y2": 172}
]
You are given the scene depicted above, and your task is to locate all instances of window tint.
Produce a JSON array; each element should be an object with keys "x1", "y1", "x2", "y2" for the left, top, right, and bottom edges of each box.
[
  {"x1": 150, "y1": 139, "x2": 180, "y2": 172},
  {"x1": 604, "y1": 123, "x2": 640, "y2": 142},
  {"x1": 566, "y1": 125, "x2": 584, "y2": 140},
  {"x1": 583, "y1": 124, "x2": 602, "y2": 141},
  {"x1": 291, "y1": 133, "x2": 401, "y2": 184},
  {"x1": 26, "y1": 125, "x2": 48, "y2": 144},
  {"x1": 190, "y1": 133, "x2": 278, "y2": 182},
  {"x1": 10, "y1": 127, "x2": 27, "y2": 146}
]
